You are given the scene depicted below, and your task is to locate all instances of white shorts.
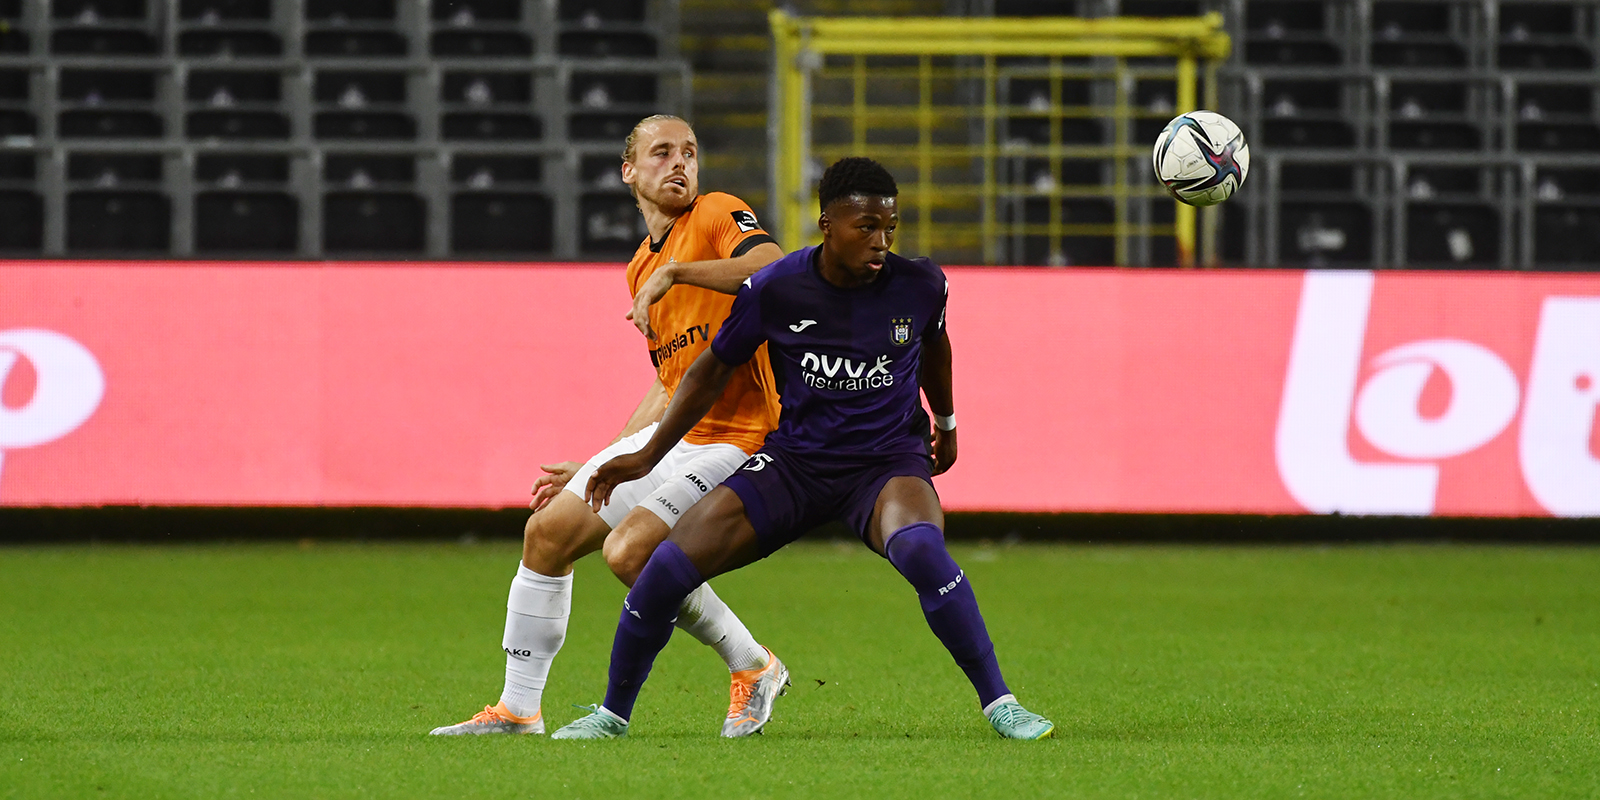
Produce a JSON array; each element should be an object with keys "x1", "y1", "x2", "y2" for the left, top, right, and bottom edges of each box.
[{"x1": 565, "y1": 423, "x2": 751, "y2": 529}]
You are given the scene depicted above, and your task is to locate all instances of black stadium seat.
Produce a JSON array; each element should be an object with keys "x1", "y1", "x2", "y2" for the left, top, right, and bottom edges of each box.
[
  {"x1": 196, "y1": 191, "x2": 298, "y2": 252},
  {"x1": 559, "y1": 31, "x2": 655, "y2": 58},
  {"x1": 1534, "y1": 205, "x2": 1600, "y2": 266},
  {"x1": 432, "y1": 31, "x2": 533, "y2": 57},
  {"x1": 179, "y1": 30, "x2": 283, "y2": 56},
  {"x1": 0, "y1": 191, "x2": 42, "y2": 249},
  {"x1": 452, "y1": 192, "x2": 554, "y2": 252},
  {"x1": 67, "y1": 191, "x2": 170, "y2": 251},
  {"x1": 324, "y1": 192, "x2": 425, "y2": 253},
  {"x1": 1405, "y1": 203, "x2": 1499, "y2": 266}
]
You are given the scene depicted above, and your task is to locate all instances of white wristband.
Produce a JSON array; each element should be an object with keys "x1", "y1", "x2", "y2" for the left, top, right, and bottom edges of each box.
[{"x1": 933, "y1": 413, "x2": 956, "y2": 431}]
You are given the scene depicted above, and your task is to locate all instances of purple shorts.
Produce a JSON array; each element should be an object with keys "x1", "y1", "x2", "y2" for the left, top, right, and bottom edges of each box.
[{"x1": 721, "y1": 446, "x2": 935, "y2": 556}]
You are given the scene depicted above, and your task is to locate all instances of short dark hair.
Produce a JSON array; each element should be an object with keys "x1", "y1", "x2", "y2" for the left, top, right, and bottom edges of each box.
[{"x1": 818, "y1": 157, "x2": 898, "y2": 213}]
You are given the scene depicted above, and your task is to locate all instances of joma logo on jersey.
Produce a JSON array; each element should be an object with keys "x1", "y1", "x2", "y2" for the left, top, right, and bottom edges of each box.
[
  {"x1": 799, "y1": 352, "x2": 894, "y2": 391},
  {"x1": 649, "y1": 323, "x2": 713, "y2": 367},
  {"x1": 890, "y1": 317, "x2": 913, "y2": 346}
]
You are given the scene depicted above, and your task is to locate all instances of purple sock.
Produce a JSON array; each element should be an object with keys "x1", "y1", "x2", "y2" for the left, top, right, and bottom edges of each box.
[
  {"x1": 886, "y1": 522, "x2": 1011, "y2": 708},
  {"x1": 601, "y1": 540, "x2": 704, "y2": 721}
]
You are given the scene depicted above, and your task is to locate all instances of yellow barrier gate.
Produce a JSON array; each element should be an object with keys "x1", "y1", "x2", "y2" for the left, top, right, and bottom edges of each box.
[{"x1": 769, "y1": 11, "x2": 1230, "y2": 266}]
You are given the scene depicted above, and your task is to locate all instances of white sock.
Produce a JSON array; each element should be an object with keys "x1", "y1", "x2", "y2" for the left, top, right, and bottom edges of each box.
[
  {"x1": 674, "y1": 583, "x2": 768, "y2": 672},
  {"x1": 983, "y1": 693, "x2": 1018, "y2": 716},
  {"x1": 499, "y1": 564, "x2": 572, "y2": 718}
]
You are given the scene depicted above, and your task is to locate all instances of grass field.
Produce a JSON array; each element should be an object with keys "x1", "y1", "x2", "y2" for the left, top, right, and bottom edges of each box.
[{"x1": 2, "y1": 540, "x2": 1597, "y2": 799}]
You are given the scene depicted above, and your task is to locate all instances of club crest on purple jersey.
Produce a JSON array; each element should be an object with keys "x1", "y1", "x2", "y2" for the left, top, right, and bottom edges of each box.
[{"x1": 890, "y1": 317, "x2": 913, "y2": 346}]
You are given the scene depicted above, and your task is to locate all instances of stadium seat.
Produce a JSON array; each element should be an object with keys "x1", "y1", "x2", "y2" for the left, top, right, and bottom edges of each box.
[
  {"x1": 195, "y1": 191, "x2": 298, "y2": 252},
  {"x1": 0, "y1": 69, "x2": 21, "y2": 102},
  {"x1": 306, "y1": 0, "x2": 395, "y2": 20},
  {"x1": 52, "y1": 29, "x2": 159, "y2": 55},
  {"x1": 559, "y1": 32, "x2": 656, "y2": 58},
  {"x1": 314, "y1": 71, "x2": 413, "y2": 140},
  {"x1": 305, "y1": 31, "x2": 408, "y2": 57},
  {"x1": 1500, "y1": 2, "x2": 1577, "y2": 37},
  {"x1": 1246, "y1": 0, "x2": 1327, "y2": 34},
  {"x1": 1516, "y1": 83, "x2": 1591, "y2": 116},
  {"x1": 1279, "y1": 202, "x2": 1374, "y2": 265},
  {"x1": 1403, "y1": 165, "x2": 1479, "y2": 198},
  {"x1": 323, "y1": 192, "x2": 425, "y2": 253},
  {"x1": 558, "y1": 0, "x2": 645, "y2": 24},
  {"x1": 1003, "y1": 118, "x2": 1103, "y2": 146},
  {"x1": 1004, "y1": 78, "x2": 1091, "y2": 109},
  {"x1": 1389, "y1": 81, "x2": 1466, "y2": 116},
  {"x1": 1371, "y1": 42, "x2": 1468, "y2": 68},
  {"x1": 324, "y1": 153, "x2": 413, "y2": 187},
  {"x1": 188, "y1": 70, "x2": 281, "y2": 105},
  {"x1": 570, "y1": 73, "x2": 657, "y2": 107},
  {"x1": 442, "y1": 112, "x2": 541, "y2": 140},
  {"x1": 1533, "y1": 205, "x2": 1600, "y2": 266},
  {"x1": 1371, "y1": 1, "x2": 1451, "y2": 36},
  {"x1": 432, "y1": 31, "x2": 532, "y2": 57},
  {"x1": 451, "y1": 154, "x2": 542, "y2": 188},
  {"x1": 1389, "y1": 121, "x2": 1481, "y2": 150},
  {"x1": 196, "y1": 153, "x2": 290, "y2": 186},
  {"x1": 0, "y1": 110, "x2": 34, "y2": 136},
  {"x1": 179, "y1": 30, "x2": 283, "y2": 56},
  {"x1": 190, "y1": 111, "x2": 291, "y2": 139},
  {"x1": 579, "y1": 155, "x2": 626, "y2": 190},
  {"x1": 67, "y1": 152, "x2": 161, "y2": 185},
  {"x1": 1404, "y1": 203, "x2": 1499, "y2": 266},
  {"x1": 1517, "y1": 122, "x2": 1600, "y2": 152},
  {"x1": 580, "y1": 192, "x2": 645, "y2": 252},
  {"x1": 179, "y1": 0, "x2": 271, "y2": 20},
  {"x1": 451, "y1": 192, "x2": 554, "y2": 252},
  {"x1": 59, "y1": 110, "x2": 162, "y2": 138},
  {"x1": 61, "y1": 69, "x2": 156, "y2": 103},
  {"x1": 1245, "y1": 40, "x2": 1341, "y2": 66},
  {"x1": 0, "y1": 190, "x2": 42, "y2": 249},
  {"x1": 67, "y1": 190, "x2": 170, "y2": 251},
  {"x1": 53, "y1": 0, "x2": 146, "y2": 17},
  {"x1": 569, "y1": 112, "x2": 639, "y2": 142},
  {"x1": 1499, "y1": 44, "x2": 1593, "y2": 70},
  {"x1": 1263, "y1": 119, "x2": 1356, "y2": 148},
  {"x1": 443, "y1": 72, "x2": 532, "y2": 105},
  {"x1": 433, "y1": 0, "x2": 521, "y2": 22},
  {"x1": 1533, "y1": 166, "x2": 1600, "y2": 199},
  {"x1": 315, "y1": 111, "x2": 415, "y2": 139}
]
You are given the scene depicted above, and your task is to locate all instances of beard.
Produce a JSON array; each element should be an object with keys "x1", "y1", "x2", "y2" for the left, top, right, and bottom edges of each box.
[{"x1": 636, "y1": 175, "x2": 696, "y2": 214}]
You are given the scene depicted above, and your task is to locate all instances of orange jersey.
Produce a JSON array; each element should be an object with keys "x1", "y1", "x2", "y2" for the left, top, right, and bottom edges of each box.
[{"x1": 627, "y1": 192, "x2": 782, "y2": 455}]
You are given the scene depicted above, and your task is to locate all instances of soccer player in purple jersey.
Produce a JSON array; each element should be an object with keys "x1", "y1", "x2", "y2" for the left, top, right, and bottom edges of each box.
[{"x1": 549, "y1": 157, "x2": 1054, "y2": 741}]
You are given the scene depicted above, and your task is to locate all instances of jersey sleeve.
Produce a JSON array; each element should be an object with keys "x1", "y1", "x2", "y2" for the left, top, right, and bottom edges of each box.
[
  {"x1": 699, "y1": 193, "x2": 778, "y2": 259},
  {"x1": 710, "y1": 276, "x2": 767, "y2": 365}
]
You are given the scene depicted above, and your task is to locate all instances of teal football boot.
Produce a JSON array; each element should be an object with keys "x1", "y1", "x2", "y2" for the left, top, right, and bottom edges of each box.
[
  {"x1": 550, "y1": 705, "x2": 628, "y2": 740},
  {"x1": 986, "y1": 697, "x2": 1055, "y2": 740}
]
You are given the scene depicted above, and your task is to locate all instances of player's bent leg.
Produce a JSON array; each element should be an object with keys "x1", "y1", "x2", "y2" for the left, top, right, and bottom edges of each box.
[
  {"x1": 554, "y1": 487, "x2": 770, "y2": 738},
  {"x1": 869, "y1": 477, "x2": 1054, "y2": 740},
  {"x1": 431, "y1": 492, "x2": 610, "y2": 736}
]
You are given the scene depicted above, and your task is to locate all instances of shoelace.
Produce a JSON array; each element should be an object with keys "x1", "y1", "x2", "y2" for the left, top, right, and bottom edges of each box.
[
  {"x1": 726, "y1": 679, "x2": 755, "y2": 718},
  {"x1": 567, "y1": 704, "x2": 622, "y2": 732},
  {"x1": 471, "y1": 705, "x2": 507, "y2": 724},
  {"x1": 990, "y1": 703, "x2": 1023, "y2": 727}
]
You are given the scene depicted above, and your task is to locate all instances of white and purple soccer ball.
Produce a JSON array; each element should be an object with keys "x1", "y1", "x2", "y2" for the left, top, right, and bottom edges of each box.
[{"x1": 1152, "y1": 110, "x2": 1250, "y2": 207}]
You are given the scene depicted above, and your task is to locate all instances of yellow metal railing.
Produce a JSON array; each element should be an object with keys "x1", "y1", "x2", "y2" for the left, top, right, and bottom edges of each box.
[{"x1": 769, "y1": 11, "x2": 1230, "y2": 266}]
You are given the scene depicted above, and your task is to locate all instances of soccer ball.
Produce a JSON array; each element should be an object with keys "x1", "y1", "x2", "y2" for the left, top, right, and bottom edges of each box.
[{"x1": 1152, "y1": 110, "x2": 1250, "y2": 207}]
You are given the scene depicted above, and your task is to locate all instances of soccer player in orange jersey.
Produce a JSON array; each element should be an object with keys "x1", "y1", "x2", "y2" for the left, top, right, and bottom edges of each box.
[{"x1": 431, "y1": 115, "x2": 789, "y2": 738}]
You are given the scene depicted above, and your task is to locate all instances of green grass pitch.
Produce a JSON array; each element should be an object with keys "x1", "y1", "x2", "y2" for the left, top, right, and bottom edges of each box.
[{"x1": 2, "y1": 540, "x2": 1597, "y2": 799}]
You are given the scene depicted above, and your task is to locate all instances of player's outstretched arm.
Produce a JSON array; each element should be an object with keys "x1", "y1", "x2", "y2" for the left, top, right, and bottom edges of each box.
[
  {"x1": 920, "y1": 330, "x2": 958, "y2": 475},
  {"x1": 628, "y1": 242, "x2": 784, "y2": 338},
  {"x1": 585, "y1": 348, "x2": 740, "y2": 510}
]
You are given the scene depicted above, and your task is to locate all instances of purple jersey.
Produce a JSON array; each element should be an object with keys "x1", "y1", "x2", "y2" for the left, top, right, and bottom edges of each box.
[{"x1": 710, "y1": 245, "x2": 948, "y2": 456}]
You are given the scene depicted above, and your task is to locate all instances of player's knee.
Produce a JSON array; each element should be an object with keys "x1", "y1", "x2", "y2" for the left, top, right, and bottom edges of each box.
[
  {"x1": 602, "y1": 531, "x2": 655, "y2": 585},
  {"x1": 885, "y1": 522, "x2": 958, "y2": 592},
  {"x1": 521, "y1": 497, "x2": 604, "y2": 573}
]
